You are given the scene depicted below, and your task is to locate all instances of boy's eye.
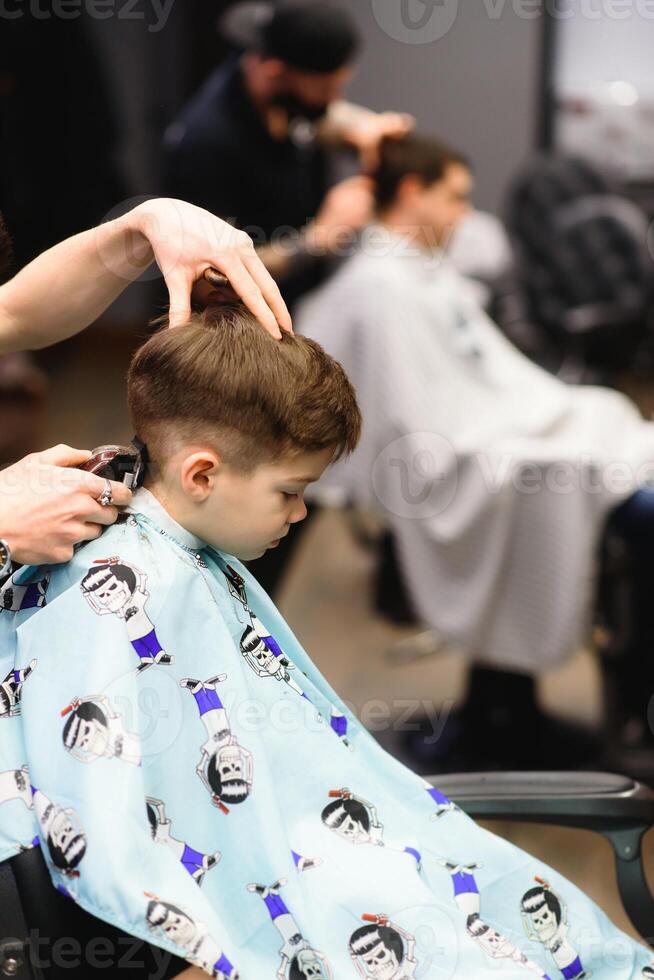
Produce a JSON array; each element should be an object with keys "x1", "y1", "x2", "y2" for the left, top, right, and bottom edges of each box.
[{"x1": 281, "y1": 491, "x2": 298, "y2": 499}]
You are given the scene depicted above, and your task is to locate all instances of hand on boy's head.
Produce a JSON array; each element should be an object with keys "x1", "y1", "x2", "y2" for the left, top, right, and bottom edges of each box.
[
  {"x1": 127, "y1": 304, "x2": 361, "y2": 558},
  {"x1": 132, "y1": 198, "x2": 292, "y2": 339},
  {"x1": 0, "y1": 445, "x2": 132, "y2": 565},
  {"x1": 191, "y1": 277, "x2": 240, "y2": 310},
  {"x1": 345, "y1": 111, "x2": 415, "y2": 173}
]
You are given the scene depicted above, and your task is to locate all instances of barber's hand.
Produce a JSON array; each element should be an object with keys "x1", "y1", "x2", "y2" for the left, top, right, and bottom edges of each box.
[
  {"x1": 0, "y1": 445, "x2": 132, "y2": 565},
  {"x1": 342, "y1": 110, "x2": 415, "y2": 173},
  {"x1": 131, "y1": 198, "x2": 292, "y2": 338},
  {"x1": 307, "y1": 176, "x2": 375, "y2": 254}
]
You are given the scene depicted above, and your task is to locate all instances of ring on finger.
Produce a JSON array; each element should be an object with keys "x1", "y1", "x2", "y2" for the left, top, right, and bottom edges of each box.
[{"x1": 98, "y1": 479, "x2": 113, "y2": 507}]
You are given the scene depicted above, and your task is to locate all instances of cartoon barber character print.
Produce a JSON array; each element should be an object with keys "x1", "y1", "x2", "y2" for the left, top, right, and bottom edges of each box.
[
  {"x1": 322, "y1": 790, "x2": 421, "y2": 870},
  {"x1": 60, "y1": 695, "x2": 141, "y2": 766},
  {"x1": 224, "y1": 567, "x2": 311, "y2": 698},
  {"x1": 425, "y1": 784, "x2": 458, "y2": 820},
  {"x1": 145, "y1": 895, "x2": 238, "y2": 979},
  {"x1": 31, "y1": 786, "x2": 87, "y2": 878},
  {"x1": 0, "y1": 766, "x2": 32, "y2": 810},
  {"x1": 247, "y1": 878, "x2": 333, "y2": 980},
  {"x1": 80, "y1": 558, "x2": 173, "y2": 673},
  {"x1": 146, "y1": 797, "x2": 221, "y2": 886},
  {"x1": 466, "y1": 915, "x2": 552, "y2": 978},
  {"x1": 521, "y1": 878, "x2": 590, "y2": 979},
  {"x1": 0, "y1": 571, "x2": 50, "y2": 612},
  {"x1": 0, "y1": 659, "x2": 37, "y2": 718},
  {"x1": 224, "y1": 566, "x2": 350, "y2": 740},
  {"x1": 240, "y1": 622, "x2": 314, "y2": 702},
  {"x1": 291, "y1": 850, "x2": 322, "y2": 873},
  {"x1": 439, "y1": 860, "x2": 482, "y2": 917},
  {"x1": 348, "y1": 914, "x2": 418, "y2": 980},
  {"x1": 180, "y1": 674, "x2": 253, "y2": 813}
]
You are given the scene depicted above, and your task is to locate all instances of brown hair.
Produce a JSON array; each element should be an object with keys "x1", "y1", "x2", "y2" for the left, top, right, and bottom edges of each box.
[
  {"x1": 374, "y1": 134, "x2": 470, "y2": 212},
  {"x1": 127, "y1": 304, "x2": 361, "y2": 472}
]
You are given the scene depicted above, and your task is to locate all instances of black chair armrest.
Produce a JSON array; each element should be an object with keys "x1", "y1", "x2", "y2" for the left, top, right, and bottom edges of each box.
[{"x1": 431, "y1": 771, "x2": 654, "y2": 944}]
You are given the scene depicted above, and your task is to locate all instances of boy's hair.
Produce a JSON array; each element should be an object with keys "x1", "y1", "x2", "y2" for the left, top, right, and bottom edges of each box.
[
  {"x1": 127, "y1": 305, "x2": 361, "y2": 472},
  {"x1": 374, "y1": 134, "x2": 470, "y2": 212}
]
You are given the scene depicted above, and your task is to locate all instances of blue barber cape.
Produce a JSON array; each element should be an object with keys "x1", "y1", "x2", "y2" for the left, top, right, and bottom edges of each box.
[{"x1": 0, "y1": 488, "x2": 651, "y2": 979}]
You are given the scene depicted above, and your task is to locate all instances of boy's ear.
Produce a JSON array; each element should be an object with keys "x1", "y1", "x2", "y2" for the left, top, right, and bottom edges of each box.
[{"x1": 179, "y1": 450, "x2": 222, "y2": 500}]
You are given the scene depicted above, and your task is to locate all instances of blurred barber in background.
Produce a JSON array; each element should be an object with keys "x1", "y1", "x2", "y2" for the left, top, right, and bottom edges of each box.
[
  {"x1": 165, "y1": 0, "x2": 412, "y2": 592},
  {"x1": 164, "y1": 0, "x2": 414, "y2": 310}
]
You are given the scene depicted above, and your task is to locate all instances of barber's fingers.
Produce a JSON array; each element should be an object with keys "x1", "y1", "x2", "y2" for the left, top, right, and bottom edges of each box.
[
  {"x1": 165, "y1": 268, "x2": 193, "y2": 330},
  {"x1": 71, "y1": 522, "x2": 105, "y2": 544},
  {"x1": 241, "y1": 250, "x2": 293, "y2": 336},
  {"x1": 78, "y1": 502, "x2": 121, "y2": 527},
  {"x1": 48, "y1": 521, "x2": 104, "y2": 564},
  {"x1": 34, "y1": 444, "x2": 92, "y2": 467},
  {"x1": 72, "y1": 472, "x2": 133, "y2": 508},
  {"x1": 217, "y1": 256, "x2": 283, "y2": 340}
]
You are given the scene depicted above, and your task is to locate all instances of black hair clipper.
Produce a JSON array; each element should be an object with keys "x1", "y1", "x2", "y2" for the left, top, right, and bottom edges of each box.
[{"x1": 77, "y1": 438, "x2": 148, "y2": 489}]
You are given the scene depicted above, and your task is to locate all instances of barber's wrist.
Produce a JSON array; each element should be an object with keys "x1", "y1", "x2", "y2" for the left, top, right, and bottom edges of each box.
[{"x1": 118, "y1": 204, "x2": 156, "y2": 263}]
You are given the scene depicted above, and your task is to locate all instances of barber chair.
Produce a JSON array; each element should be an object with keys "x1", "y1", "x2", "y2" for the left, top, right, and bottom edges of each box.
[
  {"x1": 504, "y1": 154, "x2": 654, "y2": 384},
  {"x1": 2, "y1": 772, "x2": 653, "y2": 977}
]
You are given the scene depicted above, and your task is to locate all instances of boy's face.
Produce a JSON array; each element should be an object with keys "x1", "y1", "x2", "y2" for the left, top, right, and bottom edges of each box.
[{"x1": 186, "y1": 445, "x2": 335, "y2": 560}]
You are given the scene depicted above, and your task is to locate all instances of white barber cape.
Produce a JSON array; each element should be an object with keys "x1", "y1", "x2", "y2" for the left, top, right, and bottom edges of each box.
[{"x1": 296, "y1": 227, "x2": 654, "y2": 672}]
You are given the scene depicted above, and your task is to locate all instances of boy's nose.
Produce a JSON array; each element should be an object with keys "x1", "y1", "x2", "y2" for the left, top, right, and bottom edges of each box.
[{"x1": 289, "y1": 498, "x2": 308, "y2": 523}]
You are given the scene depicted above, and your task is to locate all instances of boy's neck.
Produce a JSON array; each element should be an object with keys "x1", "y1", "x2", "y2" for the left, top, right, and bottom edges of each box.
[
  {"x1": 142, "y1": 476, "x2": 187, "y2": 532},
  {"x1": 128, "y1": 483, "x2": 209, "y2": 551}
]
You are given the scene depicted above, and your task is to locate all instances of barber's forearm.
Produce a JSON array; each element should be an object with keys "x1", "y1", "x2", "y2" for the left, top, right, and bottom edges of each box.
[
  {"x1": 256, "y1": 242, "x2": 294, "y2": 280},
  {"x1": 256, "y1": 226, "x2": 325, "y2": 282},
  {"x1": 319, "y1": 99, "x2": 373, "y2": 145},
  {"x1": 0, "y1": 209, "x2": 154, "y2": 355}
]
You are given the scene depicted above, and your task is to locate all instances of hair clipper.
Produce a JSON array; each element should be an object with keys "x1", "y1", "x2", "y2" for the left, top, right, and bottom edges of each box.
[{"x1": 77, "y1": 438, "x2": 148, "y2": 489}]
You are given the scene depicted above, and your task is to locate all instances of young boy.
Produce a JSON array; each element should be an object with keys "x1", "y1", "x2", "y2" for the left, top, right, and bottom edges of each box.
[{"x1": 0, "y1": 306, "x2": 651, "y2": 979}]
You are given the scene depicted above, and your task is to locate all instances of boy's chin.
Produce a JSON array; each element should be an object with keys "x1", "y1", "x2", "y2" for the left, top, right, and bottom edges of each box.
[
  {"x1": 233, "y1": 544, "x2": 269, "y2": 561},
  {"x1": 228, "y1": 537, "x2": 283, "y2": 561}
]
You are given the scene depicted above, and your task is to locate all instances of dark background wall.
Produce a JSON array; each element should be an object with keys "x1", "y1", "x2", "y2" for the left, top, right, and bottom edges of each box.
[{"x1": 342, "y1": 0, "x2": 543, "y2": 214}]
